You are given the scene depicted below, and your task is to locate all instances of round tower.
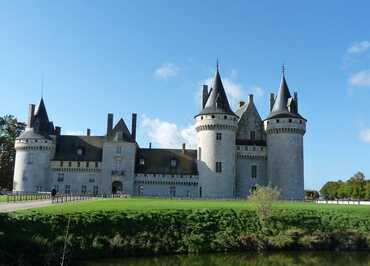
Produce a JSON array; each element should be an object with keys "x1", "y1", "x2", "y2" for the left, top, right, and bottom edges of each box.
[
  {"x1": 264, "y1": 71, "x2": 306, "y2": 200},
  {"x1": 195, "y1": 67, "x2": 238, "y2": 198},
  {"x1": 13, "y1": 103, "x2": 55, "y2": 192}
]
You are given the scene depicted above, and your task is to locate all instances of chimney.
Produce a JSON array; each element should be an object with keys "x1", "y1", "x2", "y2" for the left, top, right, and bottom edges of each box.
[
  {"x1": 270, "y1": 93, "x2": 275, "y2": 111},
  {"x1": 55, "y1": 126, "x2": 61, "y2": 136},
  {"x1": 149, "y1": 142, "x2": 152, "y2": 149},
  {"x1": 202, "y1": 85, "x2": 208, "y2": 108},
  {"x1": 239, "y1": 101, "x2": 245, "y2": 108},
  {"x1": 294, "y1": 92, "x2": 298, "y2": 110},
  {"x1": 107, "y1": 113, "x2": 113, "y2": 136},
  {"x1": 87, "y1": 128, "x2": 91, "y2": 136},
  {"x1": 27, "y1": 104, "x2": 35, "y2": 128},
  {"x1": 131, "y1": 113, "x2": 137, "y2": 142},
  {"x1": 249, "y1": 94, "x2": 254, "y2": 103},
  {"x1": 182, "y1": 143, "x2": 186, "y2": 153}
]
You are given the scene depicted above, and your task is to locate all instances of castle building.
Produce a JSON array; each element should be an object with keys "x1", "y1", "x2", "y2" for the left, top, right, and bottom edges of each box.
[{"x1": 13, "y1": 66, "x2": 306, "y2": 200}]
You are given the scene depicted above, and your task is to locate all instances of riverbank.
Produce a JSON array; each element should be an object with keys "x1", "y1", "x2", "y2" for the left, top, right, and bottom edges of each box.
[
  {"x1": 2, "y1": 199, "x2": 370, "y2": 265},
  {"x1": 85, "y1": 251, "x2": 370, "y2": 266}
]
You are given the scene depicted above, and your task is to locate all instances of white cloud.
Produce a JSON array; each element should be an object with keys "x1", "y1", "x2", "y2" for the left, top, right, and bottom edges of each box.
[
  {"x1": 250, "y1": 86, "x2": 265, "y2": 98},
  {"x1": 141, "y1": 115, "x2": 196, "y2": 149},
  {"x1": 64, "y1": 130, "x2": 84, "y2": 136},
  {"x1": 359, "y1": 128, "x2": 370, "y2": 143},
  {"x1": 154, "y1": 63, "x2": 179, "y2": 80},
  {"x1": 347, "y1": 41, "x2": 370, "y2": 55},
  {"x1": 348, "y1": 70, "x2": 370, "y2": 87},
  {"x1": 199, "y1": 75, "x2": 265, "y2": 109}
]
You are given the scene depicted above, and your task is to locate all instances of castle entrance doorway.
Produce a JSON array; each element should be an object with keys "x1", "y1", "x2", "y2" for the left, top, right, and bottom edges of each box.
[{"x1": 112, "y1": 181, "x2": 123, "y2": 194}]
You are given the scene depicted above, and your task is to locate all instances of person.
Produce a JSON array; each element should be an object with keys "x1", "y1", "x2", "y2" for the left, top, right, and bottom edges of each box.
[{"x1": 51, "y1": 188, "x2": 57, "y2": 201}]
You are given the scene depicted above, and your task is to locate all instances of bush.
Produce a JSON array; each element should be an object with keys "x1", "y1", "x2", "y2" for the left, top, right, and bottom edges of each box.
[{"x1": 1, "y1": 208, "x2": 370, "y2": 264}]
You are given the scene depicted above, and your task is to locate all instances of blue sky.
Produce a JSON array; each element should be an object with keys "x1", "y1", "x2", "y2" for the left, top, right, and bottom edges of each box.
[{"x1": 1, "y1": 1, "x2": 370, "y2": 190}]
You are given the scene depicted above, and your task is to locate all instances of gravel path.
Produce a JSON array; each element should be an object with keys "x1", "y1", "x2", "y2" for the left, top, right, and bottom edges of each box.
[{"x1": 0, "y1": 200, "x2": 53, "y2": 213}]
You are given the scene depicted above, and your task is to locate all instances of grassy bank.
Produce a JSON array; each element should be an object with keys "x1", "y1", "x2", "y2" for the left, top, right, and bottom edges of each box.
[
  {"x1": 17, "y1": 197, "x2": 370, "y2": 215},
  {"x1": 2, "y1": 199, "x2": 370, "y2": 265}
]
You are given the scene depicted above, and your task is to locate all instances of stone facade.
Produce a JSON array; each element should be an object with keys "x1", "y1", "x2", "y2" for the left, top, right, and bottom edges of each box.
[{"x1": 13, "y1": 66, "x2": 306, "y2": 200}]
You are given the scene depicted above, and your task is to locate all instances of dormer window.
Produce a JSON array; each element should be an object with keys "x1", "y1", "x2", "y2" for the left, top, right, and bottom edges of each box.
[
  {"x1": 170, "y1": 159, "x2": 177, "y2": 168},
  {"x1": 139, "y1": 158, "x2": 145, "y2": 166},
  {"x1": 77, "y1": 148, "x2": 84, "y2": 156}
]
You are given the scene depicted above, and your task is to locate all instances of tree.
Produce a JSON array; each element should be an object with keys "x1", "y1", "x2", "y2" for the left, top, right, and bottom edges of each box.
[
  {"x1": 349, "y1": 171, "x2": 365, "y2": 182},
  {"x1": 320, "y1": 181, "x2": 341, "y2": 200},
  {"x1": 0, "y1": 115, "x2": 26, "y2": 190},
  {"x1": 249, "y1": 185, "x2": 280, "y2": 226}
]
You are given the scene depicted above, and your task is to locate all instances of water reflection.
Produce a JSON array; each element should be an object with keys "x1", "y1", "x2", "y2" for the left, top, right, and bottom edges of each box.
[{"x1": 86, "y1": 251, "x2": 370, "y2": 266}]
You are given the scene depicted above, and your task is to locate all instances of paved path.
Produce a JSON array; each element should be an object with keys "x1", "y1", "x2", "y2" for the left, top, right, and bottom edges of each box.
[{"x1": 0, "y1": 200, "x2": 53, "y2": 213}]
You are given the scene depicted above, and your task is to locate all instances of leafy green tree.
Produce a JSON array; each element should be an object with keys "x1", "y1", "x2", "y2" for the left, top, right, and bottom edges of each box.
[
  {"x1": 337, "y1": 182, "x2": 352, "y2": 199},
  {"x1": 0, "y1": 115, "x2": 26, "y2": 190},
  {"x1": 320, "y1": 181, "x2": 341, "y2": 200},
  {"x1": 363, "y1": 181, "x2": 370, "y2": 200},
  {"x1": 249, "y1": 185, "x2": 280, "y2": 226}
]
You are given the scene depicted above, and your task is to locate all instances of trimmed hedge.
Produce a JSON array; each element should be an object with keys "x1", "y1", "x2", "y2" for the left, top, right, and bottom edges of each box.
[{"x1": 1, "y1": 208, "x2": 370, "y2": 265}]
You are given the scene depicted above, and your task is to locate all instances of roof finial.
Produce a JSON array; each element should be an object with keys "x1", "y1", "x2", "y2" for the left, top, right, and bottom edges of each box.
[
  {"x1": 281, "y1": 64, "x2": 286, "y2": 76},
  {"x1": 216, "y1": 58, "x2": 219, "y2": 72},
  {"x1": 41, "y1": 72, "x2": 44, "y2": 99}
]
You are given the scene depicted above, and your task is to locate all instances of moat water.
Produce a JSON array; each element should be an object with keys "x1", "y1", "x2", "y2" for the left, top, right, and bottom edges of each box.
[{"x1": 86, "y1": 251, "x2": 370, "y2": 266}]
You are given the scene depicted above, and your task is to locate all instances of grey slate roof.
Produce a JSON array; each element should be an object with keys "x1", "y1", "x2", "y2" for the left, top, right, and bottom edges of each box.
[
  {"x1": 266, "y1": 74, "x2": 305, "y2": 120},
  {"x1": 196, "y1": 68, "x2": 237, "y2": 117},
  {"x1": 135, "y1": 148, "x2": 198, "y2": 175},
  {"x1": 111, "y1": 119, "x2": 133, "y2": 142},
  {"x1": 33, "y1": 98, "x2": 54, "y2": 136},
  {"x1": 17, "y1": 129, "x2": 47, "y2": 140},
  {"x1": 53, "y1": 135, "x2": 104, "y2": 161}
]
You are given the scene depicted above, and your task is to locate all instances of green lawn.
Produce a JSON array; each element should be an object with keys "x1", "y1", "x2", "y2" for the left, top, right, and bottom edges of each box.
[
  {"x1": 0, "y1": 195, "x2": 6, "y2": 203},
  {"x1": 16, "y1": 197, "x2": 370, "y2": 216}
]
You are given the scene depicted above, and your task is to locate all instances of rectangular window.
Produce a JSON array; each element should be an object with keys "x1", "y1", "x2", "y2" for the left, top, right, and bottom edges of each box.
[
  {"x1": 116, "y1": 146, "x2": 122, "y2": 154},
  {"x1": 27, "y1": 153, "x2": 33, "y2": 165},
  {"x1": 89, "y1": 177, "x2": 95, "y2": 183},
  {"x1": 86, "y1": 162, "x2": 89, "y2": 168},
  {"x1": 169, "y1": 186, "x2": 176, "y2": 197},
  {"x1": 60, "y1": 161, "x2": 64, "y2": 167},
  {"x1": 65, "y1": 185, "x2": 71, "y2": 194},
  {"x1": 250, "y1": 131, "x2": 256, "y2": 141},
  {"x1": 170, "y1": 159, "x2": 177, "y2": 168},
  {"x1": 68, "y1": 161, "x2": 72, "y2": 167},
  {"x1": 77, "y1": 161, "x2": 81, "y2": 168},
  {"x1": 81, "y1": 185, "x2": 87, "y2": 194},
  {"x1": 216, "y1": 162, "x2": 222, "y2": 173},
  {"x1": 216, "y1": 132, "x2": 222, "y2": 141},
  {"x1": 93, "y1": 185, "x2": 99, "y2": 195},
  {"x1": 95, "y1": 162, "x2": 99, "y2": 168},
  {"x1": 251, "y1": 165, "x2": 257, "y2": 179},
  {"x1": 57, "y1": 173, "x2": 64, "y2": 182},
  {"x1": 22, "y1": 170, "x2": 27, "y2": 181},
  {"x1": 199, "y1": 186, "x2": 202, "y2": 198}
]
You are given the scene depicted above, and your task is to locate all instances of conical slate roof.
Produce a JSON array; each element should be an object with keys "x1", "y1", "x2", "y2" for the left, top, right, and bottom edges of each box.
[
  {"x1": 33, "y1": 98, "x2": 53, "y2": 136},
  {"x1": 196, "y1": 68, "x2": 237, "y2": 117},
  {"x1": 266, "y1": 73, "x2": 305, "y2": 120},
  {"x1": 35, "y1": 98, "x2": 49, "y2": 122}
]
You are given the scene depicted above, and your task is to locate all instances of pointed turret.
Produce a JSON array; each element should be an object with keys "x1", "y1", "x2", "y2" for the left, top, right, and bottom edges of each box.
[
  {"x1": 196, "y1": 66, "x2": 236, "y2": 117},
  {"x1": 266, "y1": 71, "x2": 304, "y2": 120},
  {"x1": 33, "y1": 98, "x2": 53, "y2": 136}
]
